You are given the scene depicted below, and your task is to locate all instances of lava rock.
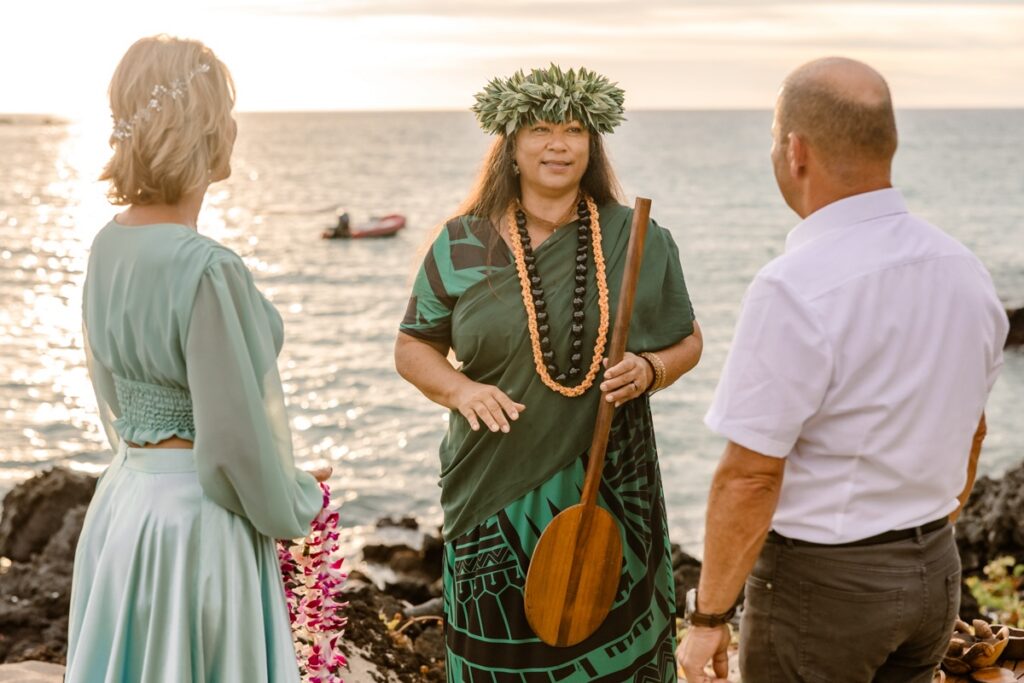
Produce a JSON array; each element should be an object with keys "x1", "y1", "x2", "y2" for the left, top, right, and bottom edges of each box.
[
  {"x1": 671, "y1": 543, "x2": 703, "y2": 616},
  {"x1": 363, "y1": 543, "x2": 416, "y2": 564},
  {"x1": 376, "y1": 516, "x2": 420, "y2": 531},
  {"x1": 390, "y1": 548, "x2": 425, "y2": 574},
  {"x1": 1006, "y1": 308, "x2": 1023, "y2": 348},
  {"x1": 412, "y1": 625, "x2": 446, "y2": 662},
  {"x1": 384, "y1": 578, "x2": 434, "y2": 606},
  {"x1": 0, "y1": 472, "x2": 93, "y2": 665},
  {"x1": 0, "y1": 468, "x2": 96, "y2": 562},
  {"x1": 955, "y1": 462, "x2": 1024, "y2": 574}
]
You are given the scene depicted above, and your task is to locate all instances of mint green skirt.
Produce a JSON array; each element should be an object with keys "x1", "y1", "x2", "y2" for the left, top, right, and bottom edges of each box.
[{"x1": 66, "y1": 443, "x2": 301, "y2": 682}]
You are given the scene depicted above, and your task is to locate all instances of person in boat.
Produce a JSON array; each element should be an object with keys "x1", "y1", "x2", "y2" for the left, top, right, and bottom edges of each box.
[
  {"x1": 394, "y1": 64, "x2": 703, "y2": 682},
  {"x1": 66, "y1": 35, "x2": 330, "y2": 683},
  {"x1": 330, "y1": 211, "x2": 351, "y2": 238}
]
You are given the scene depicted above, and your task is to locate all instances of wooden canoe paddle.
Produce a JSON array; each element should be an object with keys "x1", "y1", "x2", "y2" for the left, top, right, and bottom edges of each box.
[{"x1": 523, "y1": 196, "x2": 653, "y2": 647}]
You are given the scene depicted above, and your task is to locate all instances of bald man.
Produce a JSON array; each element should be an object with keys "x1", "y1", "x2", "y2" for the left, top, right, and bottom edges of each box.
[{"x1": 677, "y1": 58, "x2": 1009, "y2": 682}]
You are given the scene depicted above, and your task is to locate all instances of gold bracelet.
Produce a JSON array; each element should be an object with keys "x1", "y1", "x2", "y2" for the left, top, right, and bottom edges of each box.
[{"x1": 639, "y1": 351, "x2": 667, "y2": 394}]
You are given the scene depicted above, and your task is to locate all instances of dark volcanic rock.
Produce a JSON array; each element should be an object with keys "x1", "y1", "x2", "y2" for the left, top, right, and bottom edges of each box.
[
  {"x1": 958, "y1": 581, "x2": 982, "y2": 623},
  {"x1": 0, "y1": 502, "x2": 88, "y2": 664},
  {"x1": 0, "y1": 468, "x2": 449, "y2": 679},
  {"x1": 412, "y1": 625, "x2": 445, "y2": 662},
  {"x1": 341, "y1": 572, "x2": 445, "y2": 681},
  {"x1": 0, "y1": 468, "x2": 95, "y2": 562},
  {"x1": 9, "y1": 461, "x2": 1019, "y2": 677},
  {"x1": 671, "y1": 543, "x2": 703, "y2": 616},
  {"x1": 360, "y1": 521, "x2": 444, "y2": 609},
  {"x1": 377, "y1": 516, "x2": 420, "y2": 531},
  {"x1": 954, "y1": 458, "x2": 1024, "y2": 623},
  {"x1": 955, "y1": 461, "x2": 1024, "y2": 573},
  {"x1": 1007, "y1": 308, "x2": 1023, "y2": 348},
  {"x1": 422, "y1": 532, "x2": 444, "y2": 574},
  {"x1": 0, "y1": 466, "x2": 94, "y2": 665},
  {"x1": 363, "y1": 542, "x2": 416, "y2": 564}
]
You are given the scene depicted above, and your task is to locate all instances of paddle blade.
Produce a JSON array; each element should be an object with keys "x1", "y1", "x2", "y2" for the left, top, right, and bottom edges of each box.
[{"x1": 523, "y1": 505, "x2": 623, "y2": 647}]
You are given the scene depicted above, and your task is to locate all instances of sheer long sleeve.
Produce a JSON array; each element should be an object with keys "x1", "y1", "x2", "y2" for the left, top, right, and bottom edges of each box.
[
  {"x1": 185, "y1": 256, "x2": 322, "y2": 539},
  {"x1": 83, "y1": 321, "x2": 122, "y2": 453}
]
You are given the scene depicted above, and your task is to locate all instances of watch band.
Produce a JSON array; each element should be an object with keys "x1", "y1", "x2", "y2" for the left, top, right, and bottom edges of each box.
[{"x1": 685, "y1": 587, "x2": 735, "y2": 628}]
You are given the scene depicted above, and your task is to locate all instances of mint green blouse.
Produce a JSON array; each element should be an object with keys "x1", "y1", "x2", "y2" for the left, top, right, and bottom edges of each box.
[{"x1": 83, "y1": 221, "x2": 322, "y2": 539}]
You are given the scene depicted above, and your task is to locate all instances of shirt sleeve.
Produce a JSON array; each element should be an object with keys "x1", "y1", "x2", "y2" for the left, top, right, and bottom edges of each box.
[
  {"x1": 83, "y1": 321, "x2": 122, "y2": 452},
  {"x1": 704, "y1": 274, "x2": 833, "y2": 457},
  {"x1": 185, "y1": 256, "x2": 322, "y2": 539},
  {"x1": 399, "y1": 230, "x2": 457, "y2": 346}
]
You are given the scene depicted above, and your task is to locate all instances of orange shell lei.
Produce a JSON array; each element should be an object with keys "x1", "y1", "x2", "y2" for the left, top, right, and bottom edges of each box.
[{"x1": 506, "y1": 194, "x2": 610, "y2": 398}]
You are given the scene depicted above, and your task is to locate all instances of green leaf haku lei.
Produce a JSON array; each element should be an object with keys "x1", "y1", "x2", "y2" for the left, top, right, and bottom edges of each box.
[{"x1": 472, "y1": 64, "x2": 626, "y2": 136}]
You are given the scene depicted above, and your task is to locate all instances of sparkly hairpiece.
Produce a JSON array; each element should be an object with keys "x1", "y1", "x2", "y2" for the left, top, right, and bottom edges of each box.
[
  {"x1": 472, "y1": 64, "x2": 626, "y2": 136},
  {"x1": 111, "y1": 62, "x2": 212, "y2": 141}
]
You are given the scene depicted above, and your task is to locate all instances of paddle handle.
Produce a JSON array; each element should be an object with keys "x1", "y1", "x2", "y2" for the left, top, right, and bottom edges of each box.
[{"x1": 579, "y1": 198, "x2": 651, "y2": 509}]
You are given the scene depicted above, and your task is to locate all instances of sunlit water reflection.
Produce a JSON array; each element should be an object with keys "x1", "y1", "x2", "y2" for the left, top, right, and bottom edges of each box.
[{"x1": 1, "y1": 111, "x2": 1021, "y2": 554}]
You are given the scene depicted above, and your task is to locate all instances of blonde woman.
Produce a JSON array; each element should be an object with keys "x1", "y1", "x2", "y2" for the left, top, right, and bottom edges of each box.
[{"x1": 66, "y1": 35, "x2": 329, "y2": 682}]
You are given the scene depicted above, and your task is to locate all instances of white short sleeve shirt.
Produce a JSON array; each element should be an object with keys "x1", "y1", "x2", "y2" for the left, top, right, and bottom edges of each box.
[{"x1": 705, "y1": 189, "x2": 1009, "y2": 543}]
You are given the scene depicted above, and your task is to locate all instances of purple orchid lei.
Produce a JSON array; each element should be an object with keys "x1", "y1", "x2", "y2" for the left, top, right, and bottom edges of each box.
[{"x1": 279, "y1": 483, "x2": 349, "y2": 683}]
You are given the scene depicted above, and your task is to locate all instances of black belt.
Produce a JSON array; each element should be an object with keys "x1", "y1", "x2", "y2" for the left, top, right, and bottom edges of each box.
[{"x1": 767, "y1": 517, "x2": 949, "y2": 549}]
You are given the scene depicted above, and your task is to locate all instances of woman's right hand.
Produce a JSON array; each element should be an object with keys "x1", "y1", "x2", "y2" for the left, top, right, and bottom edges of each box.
[{"x1": 451, "y1": 382, "x2": 525, "y2": 433}]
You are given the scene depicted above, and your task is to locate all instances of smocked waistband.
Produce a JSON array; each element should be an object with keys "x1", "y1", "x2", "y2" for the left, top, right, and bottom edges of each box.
[
  {"x1": 112, "y1": 375, "x2": 196, "y2": 444},
  {"x1": 120, "y1": 440, "x2": 196, "y2": 473}
]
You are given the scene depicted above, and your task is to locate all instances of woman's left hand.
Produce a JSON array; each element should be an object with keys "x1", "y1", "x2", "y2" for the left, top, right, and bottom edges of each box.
[
  {"x1": 600, "y1": 353, "x2": 653, "y2": 407},
  {"x1": 310, "y1": 466, "x2": 333, "y2": 483}
]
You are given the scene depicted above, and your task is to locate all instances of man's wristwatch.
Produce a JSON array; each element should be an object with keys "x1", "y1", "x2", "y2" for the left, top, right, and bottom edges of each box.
[{"x1": 684, "y1": 588, "x2": 736, "y2": 628}]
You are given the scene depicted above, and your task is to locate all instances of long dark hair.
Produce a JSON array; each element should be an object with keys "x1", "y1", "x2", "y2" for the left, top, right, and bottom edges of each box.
[{"x1": 455, "y1": 132, "x2": 624, "y2": 261}]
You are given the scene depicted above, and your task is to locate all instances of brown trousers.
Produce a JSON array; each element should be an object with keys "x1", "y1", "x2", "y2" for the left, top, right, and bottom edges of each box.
[{"x1": 739, "y1": 524, "x2": 960, "y2": 683}]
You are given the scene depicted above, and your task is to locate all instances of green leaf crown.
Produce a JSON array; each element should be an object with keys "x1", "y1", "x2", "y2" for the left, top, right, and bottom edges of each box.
[{"x1": 472, "y1": 64, "x2": 626, "y2": 136}]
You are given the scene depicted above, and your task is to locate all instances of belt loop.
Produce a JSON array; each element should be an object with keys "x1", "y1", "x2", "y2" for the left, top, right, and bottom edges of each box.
[
  {"x1": 914, "y1": 524, "x2": 924, "y2": 544},
  {"x1": 785, "y1": 536, "x2": 795, "y2": 548}
]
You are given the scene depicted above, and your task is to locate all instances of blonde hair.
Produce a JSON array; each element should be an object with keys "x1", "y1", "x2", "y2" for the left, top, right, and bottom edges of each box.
[{"x1": 101, "y1": 35, "x2": 236, "y2": 206}]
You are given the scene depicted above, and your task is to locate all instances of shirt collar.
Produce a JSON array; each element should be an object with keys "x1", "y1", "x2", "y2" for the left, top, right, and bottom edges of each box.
[{"x1": 785, "y1": 188, "x2": 908, "y2": 253}]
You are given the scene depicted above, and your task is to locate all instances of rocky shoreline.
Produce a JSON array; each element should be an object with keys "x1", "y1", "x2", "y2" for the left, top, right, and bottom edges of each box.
[{"x1": 2, "y1": 457, "x2": 1022, "y2": 680}]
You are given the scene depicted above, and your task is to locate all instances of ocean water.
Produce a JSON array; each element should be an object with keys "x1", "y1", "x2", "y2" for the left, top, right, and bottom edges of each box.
[{"x1": 0, "y1": 110, "x2": 1021, "y2": 553}]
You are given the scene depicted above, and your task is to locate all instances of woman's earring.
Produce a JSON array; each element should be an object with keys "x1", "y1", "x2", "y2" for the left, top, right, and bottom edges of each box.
[{"x1": 512, "y1": 160, "x2": 520, "y2": 176}]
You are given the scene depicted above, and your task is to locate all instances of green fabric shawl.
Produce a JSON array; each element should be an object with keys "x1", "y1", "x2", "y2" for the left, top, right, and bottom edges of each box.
[{"x1": 440, "y1": 202, "x2": 694, "y2": 539}]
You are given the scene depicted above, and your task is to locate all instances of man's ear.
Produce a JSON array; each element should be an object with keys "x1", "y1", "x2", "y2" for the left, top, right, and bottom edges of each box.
[{"x1": 788, "y1": 132, "x2": 808, "y2": 178}]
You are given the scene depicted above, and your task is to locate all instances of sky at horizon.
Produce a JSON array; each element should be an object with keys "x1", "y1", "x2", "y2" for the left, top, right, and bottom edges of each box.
[{"x1": 3, "y1": 0, "x2": 1023, "y2": 118}]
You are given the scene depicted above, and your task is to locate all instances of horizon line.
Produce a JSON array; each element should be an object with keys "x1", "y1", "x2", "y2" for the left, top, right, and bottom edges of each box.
[{"x1": 3, "y1": 105, "x2": 1024, "y2": 121}]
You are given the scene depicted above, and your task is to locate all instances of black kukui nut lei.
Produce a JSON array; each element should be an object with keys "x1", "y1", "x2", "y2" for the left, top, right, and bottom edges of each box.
[{"x1": 514, "y1": 198, "x2": 592, "y2": 382}]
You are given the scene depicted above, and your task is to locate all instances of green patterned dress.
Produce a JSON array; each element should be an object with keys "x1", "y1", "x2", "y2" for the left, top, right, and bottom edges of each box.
[{"x1": 400, "y1": 204, "x2": 694, "y2": 682}]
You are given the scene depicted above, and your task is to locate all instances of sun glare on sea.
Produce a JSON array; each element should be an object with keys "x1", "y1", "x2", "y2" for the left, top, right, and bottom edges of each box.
[{"x1": 45, "y1": 117, "x2": 117, "y2": 458}]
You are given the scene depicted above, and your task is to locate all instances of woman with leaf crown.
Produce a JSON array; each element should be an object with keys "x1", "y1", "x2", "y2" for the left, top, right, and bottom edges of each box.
[{"x1": 395, "y1": 64, "x2": 703, "y2": 681}]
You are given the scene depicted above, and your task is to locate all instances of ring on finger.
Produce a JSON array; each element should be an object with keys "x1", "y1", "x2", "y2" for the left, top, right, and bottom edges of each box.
[{"x1": 631, "y1": 380, "x2": 639, "y2": 392}]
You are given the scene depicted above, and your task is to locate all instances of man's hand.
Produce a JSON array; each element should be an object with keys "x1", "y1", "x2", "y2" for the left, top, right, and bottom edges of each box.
[
  {"x1": 950, "y1": 412, "x2": 987, "y2": 523},
  {"x1": 675, "y1": 626, "x2": 733, "y2": 683},
  {"x1": 677, "y1": 624, "x2": 731, "y2": 682}
]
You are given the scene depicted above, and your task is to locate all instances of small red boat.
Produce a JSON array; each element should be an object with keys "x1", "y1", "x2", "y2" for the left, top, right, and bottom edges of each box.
[{"x1": 322, "y1": 213, "x2": 406, "y2": 239}]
